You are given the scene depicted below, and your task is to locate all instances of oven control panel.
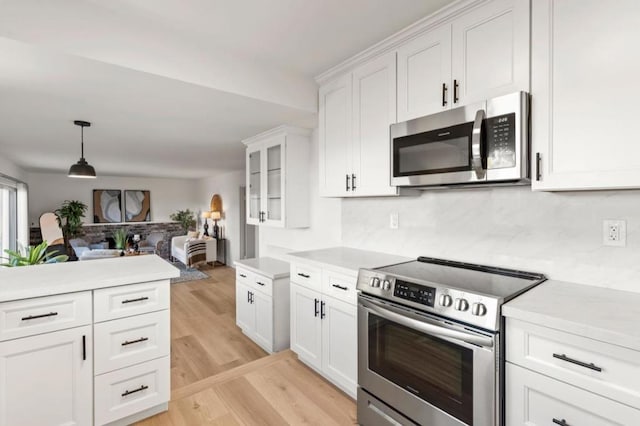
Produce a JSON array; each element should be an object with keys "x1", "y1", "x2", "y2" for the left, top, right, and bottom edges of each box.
[{"x1": 393, "y1": 280, "x2": 435, "y2": 307}]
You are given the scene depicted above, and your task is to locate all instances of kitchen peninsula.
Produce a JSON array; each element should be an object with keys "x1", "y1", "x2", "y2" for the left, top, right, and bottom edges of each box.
[{"x1": 0, "y1": 255, "x2": 179, "y2": 426}]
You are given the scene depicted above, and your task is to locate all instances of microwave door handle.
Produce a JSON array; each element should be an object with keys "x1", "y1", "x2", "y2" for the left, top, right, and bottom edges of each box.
[
  {"x1": 471, "y1": 109, "x2": 486, "y2": 180},
  {"x1": 360, "y1": 298, "x2": 494, "y2": 348}
]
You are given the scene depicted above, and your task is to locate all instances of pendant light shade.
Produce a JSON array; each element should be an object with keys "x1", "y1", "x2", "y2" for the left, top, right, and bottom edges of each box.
[{"x1": 68, "y1": 120, "x2": 96, "y2": 178}]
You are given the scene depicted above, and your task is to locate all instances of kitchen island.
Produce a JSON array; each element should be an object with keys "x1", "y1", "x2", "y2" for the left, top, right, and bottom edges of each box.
[{"x1": 0, "y1": 255, "x2": 179, "y2": 426}]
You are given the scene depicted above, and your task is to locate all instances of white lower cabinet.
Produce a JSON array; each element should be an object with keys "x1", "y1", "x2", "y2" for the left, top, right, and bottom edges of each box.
[
  {"x1": 235, "y1": 265, "x2": 290, "y2": 354},
  {"x1": 0, "y1": 325, "x2": 93, "y2": 426},
  {"x1": 290, "y1": 281, "x2": 357, "y2": 398},
  {"x1": 506, "y1": 363, "x2": 640, "y2": 425},
  {"x1": 506, "y1": 318, "x2": 640, "y2": 425}
]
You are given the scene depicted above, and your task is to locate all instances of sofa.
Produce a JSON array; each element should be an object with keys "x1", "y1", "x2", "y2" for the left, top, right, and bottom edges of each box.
[
  {"x1": 69, "y1": 238, "x2": 121, "y2": 261},
  {"x1": 171, "y1": 235, "x2": 216, "y2": 267}
]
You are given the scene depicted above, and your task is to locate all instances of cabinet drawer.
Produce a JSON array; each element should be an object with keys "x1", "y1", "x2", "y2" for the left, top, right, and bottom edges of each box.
[
  {"x1": 252, "y1": 274, "x2": 273, "y2": 297},
  {"x1": 94, "y1": 356, "x2": 170, "y2": 426},
  {"x1": 507, "y1": 318, "x2": 640, "y2": 409},
  {"x1": 506, "y1": 363, "x2": 640, "y2": 425},
  {"x1": 236, "y1": 268, "x2": 253, "y2": 284},
  {"x1": 322, "y1": 270, "x2": 357, "y2": 305},
  {"x1": 94, "y1": 281, "x2": 169, "y2": 322},
  {"x1": 94, "y1": 311, "x2": 170, "y2": 375},
  {"x1": 0, "y1": 291, "x2": 91, "y2": 342},
  {"x1": 291, "y1": 263, "x2": 321, "y2": 291}
]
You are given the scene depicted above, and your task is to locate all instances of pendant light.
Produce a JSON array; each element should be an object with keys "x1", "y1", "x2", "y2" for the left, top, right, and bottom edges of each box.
[{"x1": 68, "y1": 120, "x2": 96, "y2": 178}]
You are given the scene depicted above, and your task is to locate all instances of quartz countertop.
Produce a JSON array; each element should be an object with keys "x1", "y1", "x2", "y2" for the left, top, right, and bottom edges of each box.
[
  {"x1": 0, "y1": 255, "x2": 179, "y2": 303},
  {"x1": 286, "y1": 247, "x2": 412, "y2": 276},
  {"x1": 234, "y1": 257, "x2": 290, "y2": 279},
  {"x1": 503, "y1": 280, "x2": 640, "y2": 352}
]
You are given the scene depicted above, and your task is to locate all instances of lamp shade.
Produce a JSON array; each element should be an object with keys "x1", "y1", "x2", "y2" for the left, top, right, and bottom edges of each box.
[
  {"x1": 210, "y1": 211, "x2": 221, "y2": 220},
  {"x1": 68, "y1": 158, "x2": 96, "y2": 178},
  {"x1": 201, "y1": 211, "x2": 211, "y2": 219}
]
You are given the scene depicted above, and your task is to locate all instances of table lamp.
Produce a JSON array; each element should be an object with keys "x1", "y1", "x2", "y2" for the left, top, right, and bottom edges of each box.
[
  {"x1": 211, "y1": 211, "x2": 221, "y2": 238},
  {"x1": 201, "y1": 211, "x2": 211, "y2": 236}
]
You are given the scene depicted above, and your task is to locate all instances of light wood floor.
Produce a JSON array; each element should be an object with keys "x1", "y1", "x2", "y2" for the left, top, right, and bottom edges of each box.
[{"x1": 135, "y1": 265, "x2": 357, "y2": 426}]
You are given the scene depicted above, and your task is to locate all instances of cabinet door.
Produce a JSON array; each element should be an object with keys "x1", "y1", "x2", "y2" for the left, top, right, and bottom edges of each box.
[
  {"x1": 0, "y1": 325, "x2": 92, "y2": 426},
  {"x1": 351, "y1": 51, "x2": 399, "y2": 197},
  {"x1": 252, "y1": 291, "x2": 273, "y2": 352},
  {"x1": 235, "y1": 282, "x2": 255, "y2": 334},
  {"x1": 246, "y1": 144, "x2": 262, "y2": 225},
  {"x1": 532, "y1": 0, "x2": 640, "y2": 190},
  {"x1": 397, "y1": 25, "x2": 452, "y2": 121},
  {"x1": 262, "y1": 135, "x2": 286, "y2": 227},
  {"x1": 506, "y1": 363, "x2": 640, "y2": 425},
  {"x1": 321, "y1": 296, "x2": 357, "y2": 398},
  {"x1": 290, "y1": 283, "x2": 322, "y2": 370},
  {"x1": 319, "y1": 74, "x2": 352, "y2": 197},
  {"x1": 451, "y1": 0, "x2": 529, "y2": 106}
]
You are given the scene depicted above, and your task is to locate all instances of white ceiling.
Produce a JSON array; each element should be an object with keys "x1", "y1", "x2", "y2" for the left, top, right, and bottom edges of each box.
[{"x1": 0, "y1": 0, "x2": 454, "y2": 178}]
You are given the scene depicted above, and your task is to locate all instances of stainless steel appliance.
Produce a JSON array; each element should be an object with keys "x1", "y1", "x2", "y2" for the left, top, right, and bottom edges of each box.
[
  {"x1": 357, "y1": 257, "x2": 545, "y2": 426},
  {"x1": 390, "y1": 92, "x2": 529, "y2": 188}
]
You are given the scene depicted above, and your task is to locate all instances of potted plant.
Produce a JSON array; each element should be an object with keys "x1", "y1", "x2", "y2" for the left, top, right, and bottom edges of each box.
[
  {"x1": 55, "y1": 199, "x2": 87, "y2": 240},
  {"x1": 1, "y1": 241, "x2": 68, "y2": 267},
  {"x1": 113, "y1": 228, "x2": 128, "y2": 252},
  {"x1": 170, "y1": 209, "x2": 196, "y2": 233}
]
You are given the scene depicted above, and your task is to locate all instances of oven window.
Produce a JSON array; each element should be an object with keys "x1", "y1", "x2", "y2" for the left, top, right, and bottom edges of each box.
[
  {"x1": 368, "y1": 313, "x2": 474, "y2": 425},
  {"x1": 393, "y1": 122, "x2": 474, "y2": 177}
]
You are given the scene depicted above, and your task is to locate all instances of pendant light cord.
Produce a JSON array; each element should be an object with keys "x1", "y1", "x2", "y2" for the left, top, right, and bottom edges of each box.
[{"x1": 81, "y1": 125, "x2": 84, "y2": 158}]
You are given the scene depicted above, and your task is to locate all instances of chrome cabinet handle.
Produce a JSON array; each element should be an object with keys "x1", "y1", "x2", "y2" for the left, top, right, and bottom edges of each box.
[
  {"x1": 553, "y1": 353, "x2": 602, "y2": 372},
  {"x1": 122, "y1": 337, "x2": 149, "y2": 346},
  {"x1": 122, "y1": 385, "x2": 148, "y2": 397},
  {"x1": 332, "y1": 284, "x2": 348, "y2": 291},
  {"x1": 122, "y1": 296, "x2": 149, "y2": 304},
  {"x1": 22, "y1": 312, "x2": 58, "y2": 321},
  {"x1": 471, "y1": 109, "x2": 486, "y2": 180}
]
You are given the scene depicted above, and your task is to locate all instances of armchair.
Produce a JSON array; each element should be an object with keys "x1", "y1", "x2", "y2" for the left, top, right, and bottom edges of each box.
[
  {"x1": 171, "y1": 235, "x2": 216, "y2": 267},
  {"x1": 139, "y1": 232, "x2": 164, "y2": 254}
]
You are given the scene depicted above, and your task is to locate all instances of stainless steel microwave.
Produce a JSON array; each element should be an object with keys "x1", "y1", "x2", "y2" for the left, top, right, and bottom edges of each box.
[{"x1": 390, "y1": 91, "x2": 530, "y2": 188}]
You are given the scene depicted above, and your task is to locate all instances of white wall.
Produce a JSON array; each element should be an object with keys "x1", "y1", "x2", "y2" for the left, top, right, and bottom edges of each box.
[
  {"x1": 342, "y1": 186, "x2": 640, "y2": 292},
  {"x1": 27, "y1": 172, "x2": 199, "y2": 226},
  {"x1": 258, "y1": 129, "x2": 342, "y2": 259},
  {"x1": 0, "y1": 156, "x2": 27, "y2": 182},
  {"x1": 196, "y1": 170, "x2": 246, "y2": 266}
]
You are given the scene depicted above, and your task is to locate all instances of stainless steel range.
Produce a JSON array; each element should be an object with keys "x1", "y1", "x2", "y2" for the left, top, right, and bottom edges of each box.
[{"x1": 356, "y1": 257, "x2": 545, "y2": 426}]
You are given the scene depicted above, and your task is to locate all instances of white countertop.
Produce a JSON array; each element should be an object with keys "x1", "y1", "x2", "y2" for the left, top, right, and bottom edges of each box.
[
  {"x1": 503, "y1": 280, "x2": 640, "y2": 352},
  {"x1": 0, "y1": 255, "x2": 179, "y2": 303},
  {"x1": 286, "y1": 247, "x2": 412, "y2": 276},
  {"x1": 234, "y1": 257, "x2": 290, "y2": 279}
]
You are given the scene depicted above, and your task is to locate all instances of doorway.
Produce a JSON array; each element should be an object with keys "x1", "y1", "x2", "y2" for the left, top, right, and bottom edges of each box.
[{"x1": 239, "y1": 186, "x2": 257, "y2": 259}]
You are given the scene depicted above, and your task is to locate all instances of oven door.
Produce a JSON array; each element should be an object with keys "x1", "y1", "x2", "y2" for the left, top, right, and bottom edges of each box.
[
  {"x1": 358, "y1": 295, "x2": 497, "y2": 426},
  {"x1": 390, "y1": 101, "x2": 487, "y2": 187}
]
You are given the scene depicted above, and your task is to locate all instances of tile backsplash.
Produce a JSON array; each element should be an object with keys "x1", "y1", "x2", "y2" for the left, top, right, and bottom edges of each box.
[{"x1": 342, "y1": 186, "x2": 640, "y2": 292}]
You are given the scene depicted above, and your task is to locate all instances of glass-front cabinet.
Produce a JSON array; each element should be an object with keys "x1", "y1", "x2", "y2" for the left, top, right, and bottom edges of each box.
[{"x1": 243, "y1": 126, "x2": 311, "y2": 228}]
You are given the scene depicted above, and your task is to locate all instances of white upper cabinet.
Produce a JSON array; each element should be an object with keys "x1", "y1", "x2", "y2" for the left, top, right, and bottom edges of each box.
[
  {"x1": 351, "y1": 52, "x2": 398, "y2": 196},
  {"x1": 319, "y1": 74, "x2": 352, "y2": 197},
  {"x1": 244, "y1": 126, "x2": 311, "y2": 227},
  {"x1": 451, "y1": 0, "x2": 530, "y2": 106},
  {"x1": 397, "y1": 25, "x2": 452, "y2": 121},
  {"x1": 319, "y1": 52, "x2": 400, "y2": 197},
  {"x1": 532, "y1": 0, "x2": 640, "y2": 190},
  {"x1": 397, "y1": 0, "x2": 529, "y2": 119}
]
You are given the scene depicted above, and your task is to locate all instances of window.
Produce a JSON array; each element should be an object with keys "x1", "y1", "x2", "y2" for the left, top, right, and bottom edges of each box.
[{"x1": 0, "y1": 175, "x2": 28, "y2": 255}]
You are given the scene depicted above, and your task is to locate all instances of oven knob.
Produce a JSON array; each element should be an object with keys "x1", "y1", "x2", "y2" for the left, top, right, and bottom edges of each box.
[
  {"x1": 454, "y1": 298, "x2": 469, "y2": 312},
  {"x1": 471, "y1": 303, "x2": 487, "y2": 316},
  {"x1": 439, "y1": 294, "x2": 453, "y2": 307},
  {"x1": 382, "y1": 280, "x2": 391, "y2": 291},
  {"x1": 370, "y1": 277, "x2": 381, "y2": 288}
]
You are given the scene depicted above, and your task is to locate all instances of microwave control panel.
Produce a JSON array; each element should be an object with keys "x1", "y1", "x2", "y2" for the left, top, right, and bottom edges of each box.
[
  {"x1": 394, "y1": 280, "x2": 435, "y2": 307},
  {"x1": 486, "y1": 112, "x2": 516, "y2": 169}
]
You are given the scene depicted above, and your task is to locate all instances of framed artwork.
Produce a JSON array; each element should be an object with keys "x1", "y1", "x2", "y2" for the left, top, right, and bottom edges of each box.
[
  {"x1": 124, "y1": 190, "x2": 151, "y2": 222},
  {"x1": 93, "y1": 190, "x2": 122, "y2": 223}
]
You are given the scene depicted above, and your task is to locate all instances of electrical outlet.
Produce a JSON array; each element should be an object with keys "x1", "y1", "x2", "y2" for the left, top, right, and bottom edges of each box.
[
  {"x1": 603, "y1": 219, "x2": 626, "y2": 247},
  {"x1": 390, "y1": 212, "x2": 399, "y2": 229}
]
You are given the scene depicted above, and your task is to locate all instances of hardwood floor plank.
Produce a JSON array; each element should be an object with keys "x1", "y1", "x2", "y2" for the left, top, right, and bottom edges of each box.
[{"x1": 215, "y1": 377, "x2": 289, "y2": 426}]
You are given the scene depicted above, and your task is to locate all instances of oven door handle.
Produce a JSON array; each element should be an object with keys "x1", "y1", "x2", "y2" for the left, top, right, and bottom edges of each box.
[
  {"x1": 471, "y1": 108, "x2": 486, "y2": 180},
  {"x1": 360, "y1": 298, "x2": 494, "y2": 348}
]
